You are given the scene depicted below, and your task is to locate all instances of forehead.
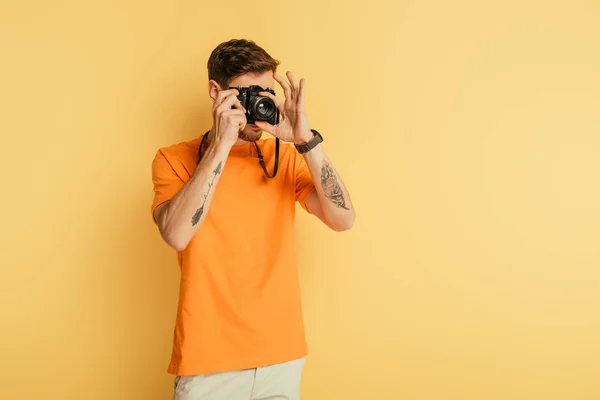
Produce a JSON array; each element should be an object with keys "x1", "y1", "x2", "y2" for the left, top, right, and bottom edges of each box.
[{"x1": 229, "y1": 71, "x2": 275, "y2": 89}]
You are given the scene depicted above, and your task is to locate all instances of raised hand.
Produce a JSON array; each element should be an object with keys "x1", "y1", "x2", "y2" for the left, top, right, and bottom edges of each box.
[
  {"x1": 254, "y1": 72, "x2": 313, "y2": 145},
  {"x1": 212, "y1": 89, "x2": 247, "y2": 146}
]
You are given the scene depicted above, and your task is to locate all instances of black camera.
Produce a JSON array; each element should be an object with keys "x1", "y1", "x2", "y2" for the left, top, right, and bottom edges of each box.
[{"x1": 229, "y1": 85, "x2": 278, "y2": 125}]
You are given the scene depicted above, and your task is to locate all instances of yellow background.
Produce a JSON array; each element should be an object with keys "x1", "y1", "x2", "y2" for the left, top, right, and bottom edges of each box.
[{"x1": 1, "y1": 0, "x2": 599, "y2": 399}]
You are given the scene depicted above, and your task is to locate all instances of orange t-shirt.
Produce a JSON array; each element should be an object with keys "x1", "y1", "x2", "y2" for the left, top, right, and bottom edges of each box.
[{"x1": 150, "y1": 135, "x2": 316, "y2": 376}]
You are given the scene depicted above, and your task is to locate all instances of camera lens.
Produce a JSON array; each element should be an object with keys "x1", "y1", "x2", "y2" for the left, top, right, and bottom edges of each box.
[{"x1": 250, "y1": 97, "x2": 276, "y2": 121}]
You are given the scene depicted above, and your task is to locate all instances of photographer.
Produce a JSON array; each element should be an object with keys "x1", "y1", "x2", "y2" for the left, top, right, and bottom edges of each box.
[{"x1": 151, "y1": 38, "x2": 355, "y2": 400}]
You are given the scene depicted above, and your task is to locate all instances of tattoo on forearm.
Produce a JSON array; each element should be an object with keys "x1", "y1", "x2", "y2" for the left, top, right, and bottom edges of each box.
[
  {"x1": 320, "y1": 160, "x2": 349, "y2": 210},
  {"x1": 192, "y1": 161, "x2": 223, "y2": 226}
]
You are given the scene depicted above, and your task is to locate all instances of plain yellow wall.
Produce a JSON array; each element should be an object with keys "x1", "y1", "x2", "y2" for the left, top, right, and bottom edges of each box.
[{"x1": 1, "y1": 0, "x2": 600, "y2": 399}]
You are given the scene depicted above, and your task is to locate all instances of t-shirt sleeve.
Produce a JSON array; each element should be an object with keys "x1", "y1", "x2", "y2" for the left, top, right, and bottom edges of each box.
[
  {"x1": 294, "y1": 150, "x2": 316, "y2": 212},
  {"x1": 151, "y1": 149, "x2": 185, "y2": 224}
]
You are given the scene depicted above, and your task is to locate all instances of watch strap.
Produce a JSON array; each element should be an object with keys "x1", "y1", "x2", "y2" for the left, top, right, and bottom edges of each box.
[{"x1": 295, "y1": 129, "x2": 323, "y2": 154}]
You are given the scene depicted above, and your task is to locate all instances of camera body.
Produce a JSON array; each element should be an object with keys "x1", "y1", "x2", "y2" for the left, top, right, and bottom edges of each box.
[{"x1": 230, "y1": 85, "x2": 278, "y2": 125}]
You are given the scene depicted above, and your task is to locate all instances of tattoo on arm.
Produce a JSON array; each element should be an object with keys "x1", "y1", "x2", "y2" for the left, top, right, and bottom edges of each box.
[
  {"x1": 320, "y1": 160, "x2": 349, "y2": 210},
  {"x1": 191, "y1": 161, "x2": 223, "y2": 226}
]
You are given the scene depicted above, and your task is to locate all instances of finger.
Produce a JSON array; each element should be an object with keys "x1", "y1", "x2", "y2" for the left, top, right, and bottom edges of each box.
[
  {"x1": 297, "y1": 78, "x2": 306, "y2": 105},
  {"x1": 217, "y1": 93, "x2": 245, "y2": 114},
  {"x1": 226, "y1": 92, "x2": 246, "y2": 113},
  {"x1": 214, "y1": 89, "x2": 240, "y2": 109},
  {"x1": 231, "y1": 96, "x2": 245, "y2": 112},
  {"x1": 221, "y1": 109, "x2": 247, "y2": 130},
  {"x1": 259, "y1": 91, "x2": 284, "y2": 110},
  {"x1": 286, "y1": 71, "x2": 298, "y2": 97},
  {"x1": 213, "y1": 90, "x2": 234, "y2": 112},
  {"x1": 238, "y1": 114, "x2": 247, "y2": 130},
  {"x1": 254, "y1": 120, "x2": 276, "y2": 134},
  {"x1": 217, "y1": 88, "x2": 239, "y2": 102},
  {"x1": 274, "y1": 73, "x2": 293, "y2": 100},
  {"x1": 221, "y1": 109, "x2": 246, "y2": 118}
]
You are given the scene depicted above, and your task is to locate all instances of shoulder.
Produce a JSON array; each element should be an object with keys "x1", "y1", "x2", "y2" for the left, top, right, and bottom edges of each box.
[
  {"x1": 153, "y1": 137, "x2": 201, "y2": 166},
  {"x1": 152, "y1": 137, "x2": 201, "y2": 178},
  {"x1": 155, "y1": 137, "x2": 200, "y2": 160}
]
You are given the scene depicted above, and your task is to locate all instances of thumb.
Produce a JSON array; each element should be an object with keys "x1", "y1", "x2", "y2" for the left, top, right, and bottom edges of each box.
[{"x1": 254, "y1": 120, "x2": 276, "y2": 134}]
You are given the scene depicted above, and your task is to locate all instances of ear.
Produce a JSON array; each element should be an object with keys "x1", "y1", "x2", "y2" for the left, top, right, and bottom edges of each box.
[{"x1": 208, "y1": 80, "x2": 222, "y2": 101}]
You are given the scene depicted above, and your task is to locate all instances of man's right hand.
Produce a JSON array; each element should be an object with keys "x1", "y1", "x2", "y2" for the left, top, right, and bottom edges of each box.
[
  {"x1": 153, "y1": 91, "x2": 249, "y2": 252},
  {"x1": 212, "y1": 89, "x2": 247, "y2": 146}
]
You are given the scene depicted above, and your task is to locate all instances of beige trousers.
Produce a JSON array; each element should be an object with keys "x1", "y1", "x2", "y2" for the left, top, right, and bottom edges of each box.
[{"x1": 173, "y1": 357, "x2": 305, "y2": 400}]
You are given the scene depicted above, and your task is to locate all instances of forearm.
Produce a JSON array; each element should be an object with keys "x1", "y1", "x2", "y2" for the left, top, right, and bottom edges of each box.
[
  {"x1": 302, "y1": 144, "x2": 355, "y2": 230},
  {"x1": 158, "y1": 140, "x2": 230, "y2": 250}
]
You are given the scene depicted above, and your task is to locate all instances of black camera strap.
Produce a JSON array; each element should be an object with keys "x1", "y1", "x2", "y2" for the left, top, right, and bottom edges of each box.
[
  {"x1": 254, "y1": 109, "x2": 280, "y2": 178},
  {"x1": 254, "y1": 137, "x2": 279, "y2": 178}
]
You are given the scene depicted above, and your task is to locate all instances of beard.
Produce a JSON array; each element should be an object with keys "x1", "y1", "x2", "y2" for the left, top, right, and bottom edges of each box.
[{"x1": 238, "y1": 124, "x2": 263, "y2": 142}]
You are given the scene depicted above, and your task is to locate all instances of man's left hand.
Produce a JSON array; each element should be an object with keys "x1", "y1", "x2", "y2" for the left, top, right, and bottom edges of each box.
[{"x1": 254, "y1": 71, "x2": 313, "y2": 145}]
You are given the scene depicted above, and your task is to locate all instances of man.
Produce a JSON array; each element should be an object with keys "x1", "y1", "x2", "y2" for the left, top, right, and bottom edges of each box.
[{"x1": 151, "y1": 38, "x2": 355, "y2": 400}]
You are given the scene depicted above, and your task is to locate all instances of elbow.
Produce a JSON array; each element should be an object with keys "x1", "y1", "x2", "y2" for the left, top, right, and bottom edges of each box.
[
  {"x1": 159, "y1": 225, "x2": 190, "y2": 252},
  {"x1": 329, "y1": 213, "x2": 355, "y2": 232},
  {"x1": 167, "y1": 238, "x2": 188, "y2": 252},
  {"x1": 155, "y1": 204, "x2": 191, "y2": 251},
  {"x1": 164, "y1": 232, "x2": 189, "y2": 252}
]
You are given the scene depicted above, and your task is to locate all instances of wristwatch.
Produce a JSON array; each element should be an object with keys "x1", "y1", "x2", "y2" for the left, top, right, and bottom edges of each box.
[{"x1": 295, "y1": 129, "x2": 323, "y2": 154}]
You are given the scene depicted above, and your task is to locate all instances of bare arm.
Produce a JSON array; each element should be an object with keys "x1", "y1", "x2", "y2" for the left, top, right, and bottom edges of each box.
[
  {"x1": 301, "y1": 143, "x2": 355, "y2": 232},
  {"x1": 154, "y1": 88, "x2": 245, "y2": 251},
  {"x1": 154, "y1": 140, "x2": 231, "y2": 251},
  {"x1": 253, "y1": 71, "x2": 355, "y2": 232}
]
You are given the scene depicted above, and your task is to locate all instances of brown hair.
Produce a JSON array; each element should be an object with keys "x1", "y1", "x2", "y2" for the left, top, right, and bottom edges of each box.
[{"x1": 207, "y1": 39, "x2": 280, "y2": 88}]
